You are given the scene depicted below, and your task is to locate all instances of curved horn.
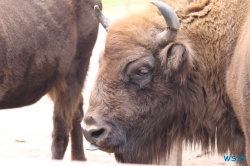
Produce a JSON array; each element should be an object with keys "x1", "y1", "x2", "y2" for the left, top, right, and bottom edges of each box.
[
  {"x1": 94, "y1": 5, "x2": 112, "y2": 32},
  {"x1": 151, "y1": 1, "x2": 180, "y2": 46}
]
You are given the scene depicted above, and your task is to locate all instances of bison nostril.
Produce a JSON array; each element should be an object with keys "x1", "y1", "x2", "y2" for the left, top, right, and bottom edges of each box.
[{"x1": 91, "y1": 128, "x2": 105, "y2": 139}]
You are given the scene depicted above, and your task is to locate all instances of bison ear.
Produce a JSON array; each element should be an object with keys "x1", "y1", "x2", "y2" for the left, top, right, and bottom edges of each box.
[{"x1": 159, "y1": 42, "x2": 193, "y2": 85}]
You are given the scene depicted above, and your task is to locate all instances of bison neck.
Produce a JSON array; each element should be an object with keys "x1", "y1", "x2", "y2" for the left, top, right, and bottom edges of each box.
[{"x1": 172, "y1": 0, "x2": 249, "y2": 156}]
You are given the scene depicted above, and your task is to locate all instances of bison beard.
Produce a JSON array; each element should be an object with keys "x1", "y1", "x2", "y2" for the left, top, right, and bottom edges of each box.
[{"x1": 83, "y1": 0, "x2": 250, "y2": 165}]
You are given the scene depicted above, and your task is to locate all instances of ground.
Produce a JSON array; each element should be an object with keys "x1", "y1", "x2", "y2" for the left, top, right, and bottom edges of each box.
[{"x1": 0, "y1": 2, "x2": 236, "y2": 166}]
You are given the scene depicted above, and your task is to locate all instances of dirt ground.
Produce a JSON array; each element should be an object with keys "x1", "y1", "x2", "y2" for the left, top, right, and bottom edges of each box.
[{"x1": 0, "y1": 7, "x2": 236, "y2": 166}]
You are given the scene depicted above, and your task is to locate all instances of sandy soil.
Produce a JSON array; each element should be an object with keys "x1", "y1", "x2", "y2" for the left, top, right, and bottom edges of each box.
[{"x1": 0, "y1": 8, "x2": 236, "y2": 166}]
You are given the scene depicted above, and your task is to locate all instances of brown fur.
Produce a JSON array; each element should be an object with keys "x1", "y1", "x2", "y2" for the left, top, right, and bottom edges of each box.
[
  {"x1": 226, "y1": 8, "x2": 250, "y2": 166},
  {"x1": 83, "y1": 0, "x2": 250, "y2": 165},
  {"x1": 0, "y1": 0, "x2": 101, "y2": 160}
]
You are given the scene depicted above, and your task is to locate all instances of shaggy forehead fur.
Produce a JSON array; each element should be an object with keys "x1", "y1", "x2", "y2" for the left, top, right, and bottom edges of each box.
[
  {"x1": 99, "y1": 5, "x2": 168, "y2": 80},
  {"x1": 104, "y1": 5, "x2": 165, "y2": 59}
]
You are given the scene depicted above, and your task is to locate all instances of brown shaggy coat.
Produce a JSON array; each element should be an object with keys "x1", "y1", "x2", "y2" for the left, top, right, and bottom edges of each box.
[
  {"x1": 0, "y1": 0, "x2": 101, "y2": 160},
  {"x1": 83, "y1": 0, "x2": 250, "y2": 165}
]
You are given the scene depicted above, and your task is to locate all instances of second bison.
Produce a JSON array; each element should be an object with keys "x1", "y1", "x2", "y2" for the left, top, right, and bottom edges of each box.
[{"x1": 0, "y1": 0, "x2": 101, "y2": 160}]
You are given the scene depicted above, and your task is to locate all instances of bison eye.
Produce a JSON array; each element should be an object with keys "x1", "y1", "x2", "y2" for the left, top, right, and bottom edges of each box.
[
  {"x1": 129, "y1": 66, "x2": 152, "y2": 89},
  {"x1": 135, "y1": 67, "x2": 149, "y2": 78},
  {"x1": 124, "y1": 55, "x2": 155, "y2": 88}
]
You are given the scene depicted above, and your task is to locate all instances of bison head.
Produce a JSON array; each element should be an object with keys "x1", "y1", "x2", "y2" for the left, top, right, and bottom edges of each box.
[{"x1": 83, "y1": 1, "x2": 202, "y2": 164}]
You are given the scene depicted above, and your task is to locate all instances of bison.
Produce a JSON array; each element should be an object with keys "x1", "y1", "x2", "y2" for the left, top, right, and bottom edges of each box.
[
  {"x1": 0, "y1": 0, "x2": 101, "y2": 161},
  {"x1": 82, "y1": 0, "x2": 250, "y2": 165}
]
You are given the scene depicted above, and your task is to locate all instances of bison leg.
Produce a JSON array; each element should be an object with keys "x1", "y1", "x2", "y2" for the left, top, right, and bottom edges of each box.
[
  {"x1": 51, "y1": 108, "x2": 72, "y2": 160},
  {"x1": 49, "y1": 57, "x2": 90, "y2": 160},
  {"x1": 49, "y1": 83, "x2": 78, "y2": 160},
  {"x1": 50, "y1": 84, "x2": 85, "y2": 160},
  {"x1": 70, "y1": 94, "x2": 86, "y2": 160}
]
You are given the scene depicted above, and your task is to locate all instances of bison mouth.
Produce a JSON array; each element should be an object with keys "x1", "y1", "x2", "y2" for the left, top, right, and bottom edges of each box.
[
  {"x1": 86, "y1": 143, "x2": 100, "y2": 151},
  {"x1": 86, "y1": 143, "x2": 117, "y2": 153},
  {"x1": 82, "y1": 122, "x2": 121, "y2": 153}
]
